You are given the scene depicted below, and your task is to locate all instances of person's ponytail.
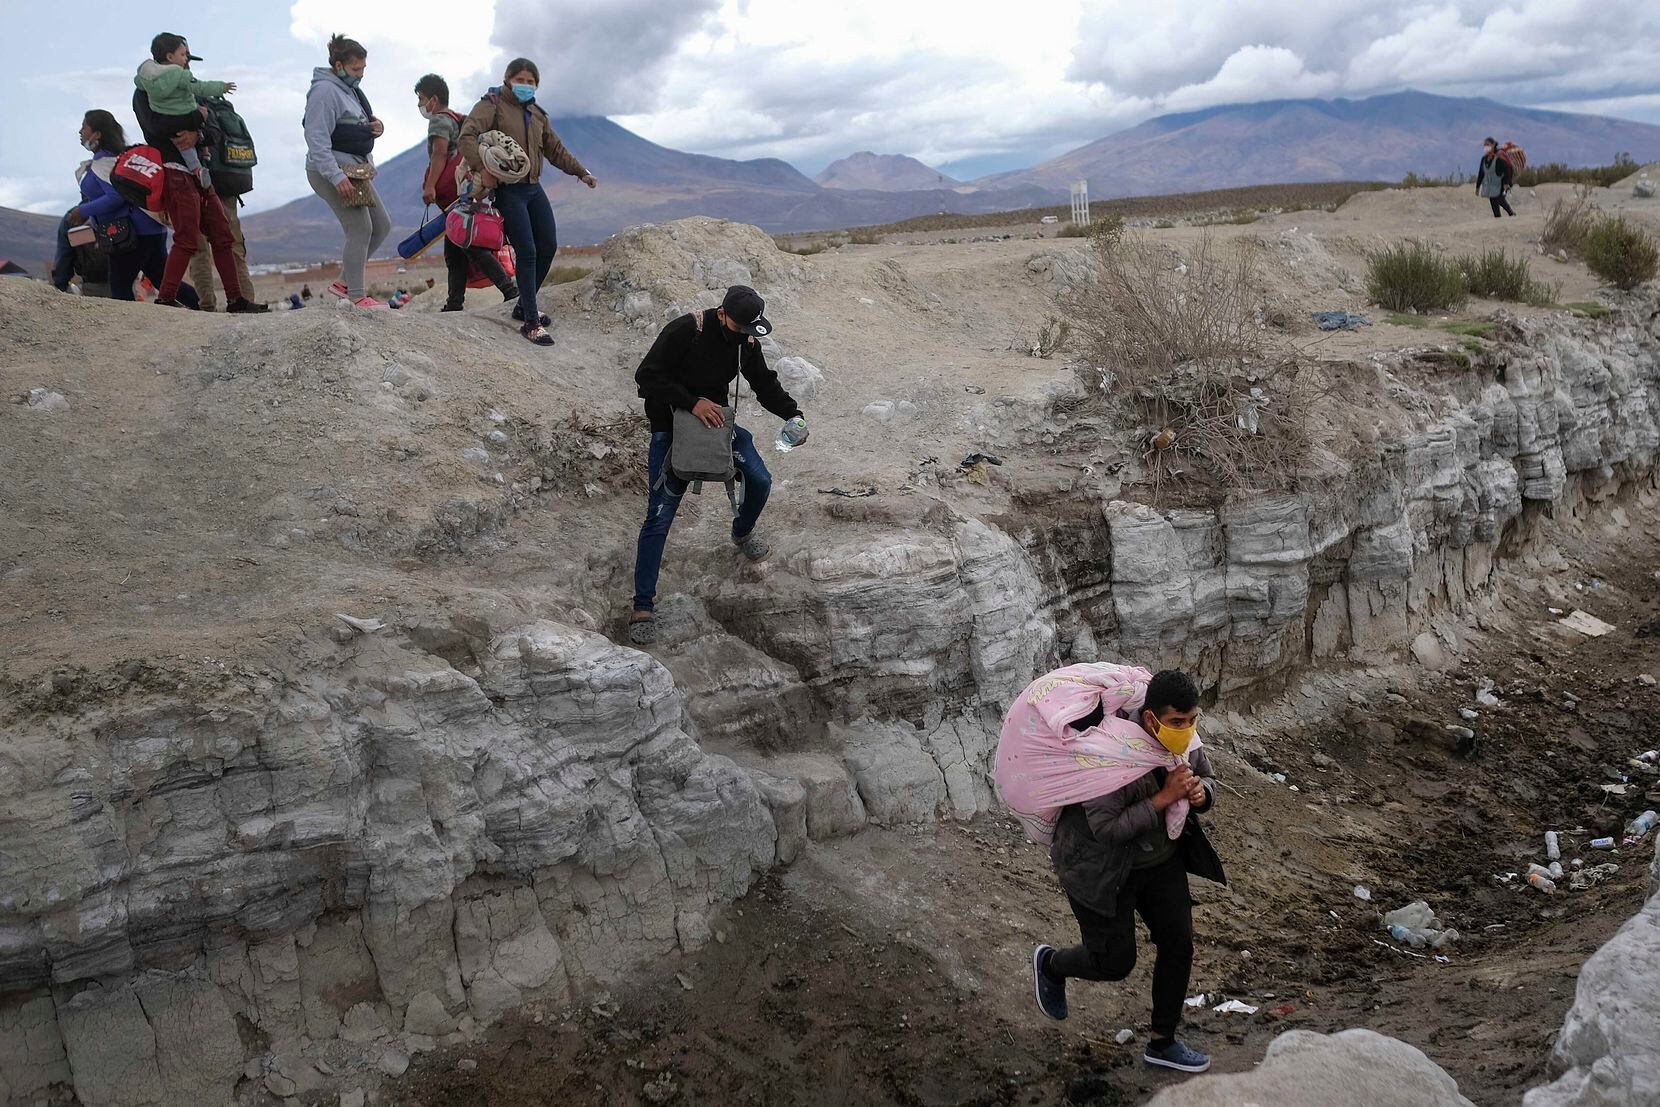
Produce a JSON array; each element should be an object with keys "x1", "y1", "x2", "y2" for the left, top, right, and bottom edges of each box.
[{"x1": 327, "y1": 33, "x2": 367, "y2": 68}]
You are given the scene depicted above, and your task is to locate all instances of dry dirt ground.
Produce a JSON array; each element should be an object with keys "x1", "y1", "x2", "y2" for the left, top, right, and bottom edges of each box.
[
  {"x1": 391, "y1": 491, "x2": 1660, "y2": 1107},
  {"x1": 4, "y1": 180, "x2": 1658, "y2": 1106}
]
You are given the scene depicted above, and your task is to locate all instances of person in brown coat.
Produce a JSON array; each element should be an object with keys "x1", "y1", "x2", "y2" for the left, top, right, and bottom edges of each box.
[{"x1": 458, "y1": 57, "x2": 597, "y2": 346}]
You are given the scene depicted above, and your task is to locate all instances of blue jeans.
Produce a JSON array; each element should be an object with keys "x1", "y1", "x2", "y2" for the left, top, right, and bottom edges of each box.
[
  {"x1": 632, "y1": 426, "x2": 773, "y2": 613},
  {"x1": 494, "y1": 182, "x2": 557, "y2": 326}
]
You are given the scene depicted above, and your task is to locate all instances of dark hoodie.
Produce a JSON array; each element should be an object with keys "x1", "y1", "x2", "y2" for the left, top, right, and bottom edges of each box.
[{"x1": 635, "y1": 309, "x2": 801, "y2": 433}]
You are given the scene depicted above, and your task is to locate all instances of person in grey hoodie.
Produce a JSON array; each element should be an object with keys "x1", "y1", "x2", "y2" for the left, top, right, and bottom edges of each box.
[{"x1": 303, "y1": 33, "x2": 389, "y2": 307}]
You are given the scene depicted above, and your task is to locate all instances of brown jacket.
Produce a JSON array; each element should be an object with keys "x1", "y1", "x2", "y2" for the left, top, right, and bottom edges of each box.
[
  {"x1": 1049, "y1": 747, "x2": 1226, "y2": 916},
  {"x1": 458, "y1": 91, "x2": 589, "y2": 184}
]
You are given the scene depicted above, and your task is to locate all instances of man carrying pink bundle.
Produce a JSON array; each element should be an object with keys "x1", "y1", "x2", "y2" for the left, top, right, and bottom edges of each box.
[{"x1": 997, "y1": 666, "x2": 1225, "y2": 1075}]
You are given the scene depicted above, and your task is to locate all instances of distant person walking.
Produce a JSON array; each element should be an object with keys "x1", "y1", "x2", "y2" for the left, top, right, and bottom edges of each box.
[
  {"x1": 131, "y1": 33, "x2": 263, "y2": 312},
  {"x1": 67, "y1": 110, "x2": 193, "y2": 305},
  {"x1": 413, "y1": 73, "x2": 518, "y2": 312},
  {"x1": 304, "y1": 33, "x2": 390, "y2": 308},
  {"x1": 459, "y1": 57, "x2": 598, "y2": 346},
  {"x1": 1476, "y1": 137, "x2": 1516, "y2": 218}
]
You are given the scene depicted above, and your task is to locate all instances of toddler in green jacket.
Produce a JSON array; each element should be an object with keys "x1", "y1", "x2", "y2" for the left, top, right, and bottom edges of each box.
[{"x1": 135, "y1": 32, "x2": 236, "y2": 186}]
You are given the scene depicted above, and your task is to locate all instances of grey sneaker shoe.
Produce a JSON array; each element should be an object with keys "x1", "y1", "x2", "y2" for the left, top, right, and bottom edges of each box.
[
  {"x1": 1144, "y1": 1039, "x2": 1210, "y2": 1073},
  {"x1": 1032, "y1": 945, "x2": 1067, "y2": 1020},
  {"x1": 732, "y1": 531, "x2": 769, "y2": 561}
]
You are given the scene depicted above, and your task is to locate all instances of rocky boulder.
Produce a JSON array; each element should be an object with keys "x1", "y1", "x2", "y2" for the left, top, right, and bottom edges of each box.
[{"x1": 1147, "y1": 1028, "x2": 1474, "y2": 1107}]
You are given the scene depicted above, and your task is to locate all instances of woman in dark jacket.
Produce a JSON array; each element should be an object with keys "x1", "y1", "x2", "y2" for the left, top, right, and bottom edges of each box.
[
  {"x1": 458, "y1": 57, "x2": 598, "y2": 346},
  {"x1": 1475, "y1": 137, "x2": 1516, "y2": 218},
  {"x1": 67, "y1": 109, "x2": 197, "y2": 305}
]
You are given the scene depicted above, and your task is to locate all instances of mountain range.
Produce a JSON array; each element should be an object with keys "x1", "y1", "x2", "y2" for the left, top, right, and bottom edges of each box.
[
  {"x1": 9, "y1": 90, "x2": 1660, "y2": 269},
  {"x1": 980, "y1": 90, "x2": 1660, "y2": 195},
  {"x1": 815, "y1": 152, "x2": 962, "y2": 191},
  {"x1": 237, "y1": 117, "x2": 1053, "y2": 264}
]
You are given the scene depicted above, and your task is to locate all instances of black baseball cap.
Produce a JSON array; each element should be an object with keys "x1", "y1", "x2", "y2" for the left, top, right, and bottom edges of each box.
[{"x1": 721, "y1": 285, "x2": 772, "y2": 337}]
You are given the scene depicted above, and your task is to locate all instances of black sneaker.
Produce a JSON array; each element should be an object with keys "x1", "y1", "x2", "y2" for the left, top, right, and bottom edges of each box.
[
  {"x1": 499, "y1": 285, "x2": 520, "y2": 302},
  {"x1": 440, "y1": 304, "x2": 463, "y2": 312},
  {"x1": 226, "y1": 298, "x2": 269, "y2": 314},
  {"x1": 1144, "y1": 1039, "x2": 1210, "y2": 1073},
  {"x1": 1032, "y1": 945, "x2": 1067, "y2": 1020},
  {"x1": 154, "y1": 297, "x2": 183, "y2": 308},
  {"x1": 511, "y1": 304, "x2": 551, "y2": 326}
]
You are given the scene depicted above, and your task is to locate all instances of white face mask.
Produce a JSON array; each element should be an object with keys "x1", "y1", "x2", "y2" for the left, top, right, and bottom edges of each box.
[
  {"x1": 418, "y1": 106, "x2": 434, "y2": 120},
  {"x1": 81, "y1": 137, "x2": 98, "y2": 152}
]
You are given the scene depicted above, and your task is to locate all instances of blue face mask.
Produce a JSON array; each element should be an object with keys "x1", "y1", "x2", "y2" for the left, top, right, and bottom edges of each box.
[
  {"x1": 336, "y1": 69, "x2": 361, "y2": 88},
  {"x1": 511, "y1": 83, "x2": 536, "y2": 103}
]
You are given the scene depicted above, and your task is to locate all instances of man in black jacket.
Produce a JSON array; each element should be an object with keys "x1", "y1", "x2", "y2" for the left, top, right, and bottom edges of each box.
[
  {"x1": 628, "y1": 285, "x2": 806, "y2": 645},
  {"x1": 1032, "y1": 669, "x2": 1225, "y2": 1075}
]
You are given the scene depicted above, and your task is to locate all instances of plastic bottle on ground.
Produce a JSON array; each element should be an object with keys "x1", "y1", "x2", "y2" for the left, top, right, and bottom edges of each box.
[
  {"x1": 1545, "y1": 831, "x2": 1560, "y2": 861},
  {"x1": 1590, "y1": 838, "x2": 1617, "y2": 850},
  {"x1": 1528, "y1": 873, "x2": 1557, "y2": 894},
  {"x1": 1626, "y1": 810, "x2": 1658, "y2": 838},
  {"x1": 1548, "y1": 861, "x2": 1564, "y2": 880}
]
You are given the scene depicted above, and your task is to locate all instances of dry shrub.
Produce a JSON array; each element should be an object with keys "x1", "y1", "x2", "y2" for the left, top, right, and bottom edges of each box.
[
  {"x1": 1078, "y1": 224, "x2": 1261, "y2": 375},
  {"x1": 1076, "y1": 225, "x2": 1323, "y2": 495},
  {"x1": 1584, "y1": 215, "x2": 1660, "y2": 291},
  {"x1": 1541, "y1": 188, "x2": 1600, "y2": 257}
]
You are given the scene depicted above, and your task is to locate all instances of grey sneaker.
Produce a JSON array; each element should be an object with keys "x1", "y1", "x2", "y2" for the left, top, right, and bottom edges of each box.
[
  {"x1": 1144, "y1": 1039, "x2": 1210, "y2": 1073},
  {"x1": 732, "y1": 531, "x2": 769, "y2": 561},
  {"x1": 1032, "y1": 945, "x2": 1067, "y2": 1020}
]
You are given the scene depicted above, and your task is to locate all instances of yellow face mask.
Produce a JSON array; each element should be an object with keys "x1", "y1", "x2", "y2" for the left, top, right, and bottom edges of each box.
[{"x1": 1152, "y1": 720, "x2": 1197, "y2": 757}]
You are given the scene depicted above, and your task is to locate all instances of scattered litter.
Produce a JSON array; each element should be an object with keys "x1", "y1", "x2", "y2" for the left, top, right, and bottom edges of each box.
[
  {"x1": 817, "y1": 486, "x2": 878, "y2": 498},
  {"x1": 1268, "y1": 1003, "x2": 1297, "y2": 1017},
  {"x1": 1373, "y1": 939, "x2": 1427, "y2": 959},
  {"x1": 1643, "y1": 751, "x2": 1659, "y2": 763},
  {"x1": 1114, "y1": 1028, "x2": 1135, "y2": 1045},
  {"x1": 964, "y1": 385, "x2": 986, "y2": 395},
  {"x1": 1624, "y1": 810, "x2": 1657, "y2": 841},
  {"x1": 1590, "y1": 837, "x2": 1617, "y2": 849},
  {"x1": 1545, "y1": 831, "x2": 1560, "y2": 861},
  {"x1": 24, "y1": 388, "x2": 69, "y2": 412},
  {"x1": 1312, "y1": 310, "x2": 1371, "y2": 331},
  {"x1": 1270, "y1": 772, "x2": 1288, "y2": 784},
  {"x1": 1475, "y1": 680, "x2": 1502, "y2": 707},
  {"x1": 1353, "y1": 885, "x2": 1372, "y2": 902},
  {"x1": 1383, "y1": 902, "x2": 1459, "y2": 947},
  {"x1": 1183, "y1": 994, "x2": 1208, "y2": 1008},
  {"x1": 1527, "y1": 873, "x2": 1557, "y2": 894},
  {"x1": 675, "y1": 972, "x2": 693, "y2": 991},
  {"x1": 1213, "y1": 1000, "x2": 1259, "y2": 1015},
  {"x1": 1600, "y1": 785, "x2": 1630, "y2": 798},
  {"x1": 1561, "y1": 610, "x2": 1616, "y2": 637},
  {"x1": 960, "y1": 453, "x2": 1003, "y2": 468},
  {"x1": 1494, "y1": 872, "x2": 1518, "y2": 884},
  {"x1": 1570, "y1": 863, "x2": 1621, "y2": 890},
  {"x1": 334, "y1": 613, "x2": 385, "y2": 634},
  {"x1": 1434, "y1": 955, "x2": 1451, "y2": 964},
  {"x1": 1459, "y1": 708, "x2": 1480, "y2": 721}
]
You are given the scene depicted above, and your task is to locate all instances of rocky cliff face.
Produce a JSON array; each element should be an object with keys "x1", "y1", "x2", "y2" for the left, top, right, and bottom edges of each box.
[{"x1": 1, "y1": 298, "x2": 1657, "y2": 1103}]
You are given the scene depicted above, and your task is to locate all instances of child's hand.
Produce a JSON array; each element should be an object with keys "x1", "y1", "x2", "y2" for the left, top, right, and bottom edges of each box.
[{"x1": 223, "y1": 82, "x2": 237, "y2": 94}]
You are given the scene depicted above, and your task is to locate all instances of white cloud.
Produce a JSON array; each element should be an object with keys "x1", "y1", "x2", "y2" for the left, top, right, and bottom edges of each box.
[{"x1": 1162, "y1": 46, "x2": 1340, "y2": 113}]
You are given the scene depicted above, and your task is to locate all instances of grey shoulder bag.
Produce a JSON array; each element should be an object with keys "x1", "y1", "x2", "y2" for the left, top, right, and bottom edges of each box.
[{"x1": 662, "y1": 312, "x2": 744, "y2": 512}]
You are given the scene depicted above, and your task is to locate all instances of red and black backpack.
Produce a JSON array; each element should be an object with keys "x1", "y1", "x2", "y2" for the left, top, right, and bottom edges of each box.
[{"x1": 111, "y1": 147, "x2": 168, "y2": 213}]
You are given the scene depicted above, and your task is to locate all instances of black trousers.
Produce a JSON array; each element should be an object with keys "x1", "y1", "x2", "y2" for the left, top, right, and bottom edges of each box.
[
  {"x1": 1048, "y1": 854, "x2": 1194, "y2": 1037},
  {"x1": 108, "y1": 235, "x2": 199, "y2": 308},
  {"x1": 1489, "y1": 195, "x2": 1515, "y2": 217},
  {"x1": 443, "y1": 237, "x2": 516, "y2": 309}
]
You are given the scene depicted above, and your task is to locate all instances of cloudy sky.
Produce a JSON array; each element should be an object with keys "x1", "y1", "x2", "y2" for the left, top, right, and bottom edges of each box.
[{"x1": 5, "y1": 0, "x2": 1658, "y2": 215}]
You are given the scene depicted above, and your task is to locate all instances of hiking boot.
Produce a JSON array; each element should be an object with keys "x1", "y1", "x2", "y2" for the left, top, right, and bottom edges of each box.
[
  {"x1": 226, "y1": 298, "x2": 269, "y2": 314},
  {"x1": 440, "y1": 304, "x2": 463, "y2": 312},
  {"x1": 732, "y1": 531, "x2": 769, "y2": 561},
  {"x1": 1032, "y1": 945, "x2": 1067, "y2": 1020},
  {"x1": 512, "y1": 304, "x2": 551, "y2": 326},
  {"x1": 1144, "y1": 1039, "x2": 1210, "y2": 1073},
  {"x1": 627, "y1": 614, "x2": 657, "y2": 646},
  {"x1": 520, "y1": 322, "x2": 555, "y2": 346}
]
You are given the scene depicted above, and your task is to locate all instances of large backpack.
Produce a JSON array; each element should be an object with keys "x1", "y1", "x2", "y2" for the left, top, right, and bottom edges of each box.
[
  {"x1": 198, "y1": 96, "x2": 257, "y2": 198},
  {"x1": 1498, "y1": 142, "x2": 1527, "y2": 177},
  {"x1": 111, "y1": 147, "x2": 168, "y2": 215},
  {"x1": 433, "y1": 109, "x2": 467, "y2": 207}
]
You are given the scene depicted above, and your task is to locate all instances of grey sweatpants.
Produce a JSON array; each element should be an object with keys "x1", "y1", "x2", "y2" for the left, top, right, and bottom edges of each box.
[{"x1": 306, "y1": 169, "x2": 391, "y2": 299}]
